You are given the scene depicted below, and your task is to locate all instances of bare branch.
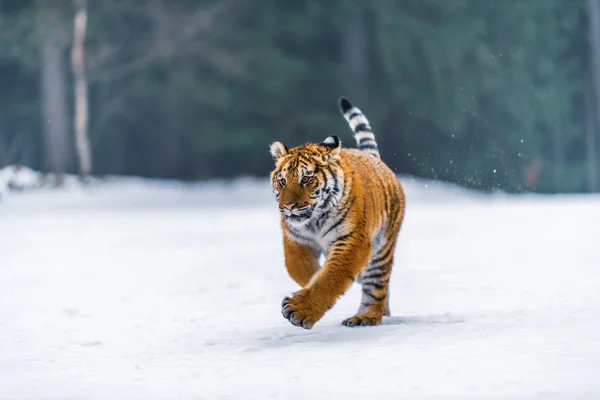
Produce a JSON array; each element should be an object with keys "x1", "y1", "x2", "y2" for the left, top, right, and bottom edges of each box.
[
  {"x1": 0, "y1": 133, "x2": 26, "y2": 166},
  {"x1": 91, "y1": 84, "x2": 135, "y2": 144},
  {"x1": 89, "y1": 48, "x2": 165, "y2": 84},
  {"x1": 88, "y1": 0, "x2": 238, "y2": 83},
  {"x1": 185, "y1": 42, "x2": 248, "y2": 80}
]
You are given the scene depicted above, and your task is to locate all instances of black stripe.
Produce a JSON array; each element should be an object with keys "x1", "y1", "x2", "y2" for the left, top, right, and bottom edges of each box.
[
  {"x1": 288, "y1": 158, "x2": 298, "y2": 170},
  {"x1": 296, "y1": 155, "x2": 309, "y2": 165},
  {"x1": 348, "y1": 111, "x2": 361, "y2": 120},
  {"x1": 331, "y1": 232, "x2": 353, "y2": 246},
  {"x1": 316, "y1": 169, "x2": 327, "y2": 188},
  {"x1": 359, "y1": 143, "x2": 378, "y2": 150},
  {"x1": 324, "y1": 165, "x2": 337, "y2": 190},
  {"x1": 320, "y1": 196, "x2": 333, "y2": 210},
  {"x1": 364, "y1": 263, "x2": 390, "y2": 273},
  {"x1": 362, "y1": 289, "x2": 386, "y2": 302},
  {"x1": 361, "y1": 271, "x2": 388, "y2": 281},
  {"x1": 329, "y1": 166, "x2": 339, "y2": 194},
  {"x1": 286, "y1": 227, "x2": 313, "y2": 243},
  {"x1": 389, "y1": 197, "x2": 401, "y2": 222},
  {"x1": 330, "y1": 240, "x2": 353, "y2": 252},
  {"x1": 319, "y1": 167, "x2": 333, "y2": 209},
  {"x1": 358, "y1": 137, "x2": 375, "y2": 146},
  {"x1": 354, "y1": 123, "x2": 372, "y2": 133},
  {"x1": 316, "y1": 210, "x2": 331, "y2": 229},
  {"x1": 322, "y1": 212, "x2": 348, "y2": 237},
  {"x1": 320, "y1": 166, "x2": 339, "y2": 210},
  {"x1": 322, "y1": 198, "x2": 354, "y2": 237},
  {"x1": 382, "y1": 179, "x2": 390, "y2": 215},
  {"x1": 371, "y1": 243, "x2": 394, "y2": 266},
  {"x1": 362, "y1": 281, "x2": 387, "y2": 290}
]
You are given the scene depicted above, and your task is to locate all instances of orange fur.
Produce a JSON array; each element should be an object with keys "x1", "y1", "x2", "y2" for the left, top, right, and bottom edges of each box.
[{"x1": 270, "y1": 97, "x2": 406, "y2": 329}]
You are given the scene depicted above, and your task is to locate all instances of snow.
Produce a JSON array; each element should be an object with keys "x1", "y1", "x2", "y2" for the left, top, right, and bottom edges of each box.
[
  {"x1": 0, "y1": 165, "x2": 43, "y2": 194},
  {"x1": 1, "y1": 174, "x2": 600, "y2": 399}
]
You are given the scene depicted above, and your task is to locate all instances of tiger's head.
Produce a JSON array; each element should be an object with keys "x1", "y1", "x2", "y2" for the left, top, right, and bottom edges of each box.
[{"x1": 269, "y1": 135, "x2": 343, "y2": 224}]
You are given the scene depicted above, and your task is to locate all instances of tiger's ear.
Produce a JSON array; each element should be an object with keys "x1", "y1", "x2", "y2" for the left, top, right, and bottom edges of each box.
[
  {"x1": 320, "y1": 135, "x2": 341, "y2": 149},
  {"x1": 269, "y1": 141, "x2": 288, "y2": 161},
  {"x1": 320, "y1": 135, "x2": 341, "y2": 159}
]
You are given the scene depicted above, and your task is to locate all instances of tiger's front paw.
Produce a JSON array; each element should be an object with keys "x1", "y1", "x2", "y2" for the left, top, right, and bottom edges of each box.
[{"x1": 281, "y1": 289, "x2": 328, "y2": 330}]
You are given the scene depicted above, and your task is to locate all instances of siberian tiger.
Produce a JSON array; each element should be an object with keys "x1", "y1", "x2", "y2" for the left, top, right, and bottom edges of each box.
[{"x1": 269, "y1": 97, "x2": 406, "y2": 329}]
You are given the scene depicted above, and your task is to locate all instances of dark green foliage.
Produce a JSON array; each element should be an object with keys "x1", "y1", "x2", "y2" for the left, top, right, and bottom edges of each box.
[{"x1": 0, "y1": 0, "x2": 594, "y2": 192}]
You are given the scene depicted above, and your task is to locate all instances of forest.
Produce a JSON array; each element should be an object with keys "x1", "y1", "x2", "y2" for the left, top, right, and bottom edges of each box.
[{"x1": 0, "y1": 0, "x2": 599, "y2": 193}]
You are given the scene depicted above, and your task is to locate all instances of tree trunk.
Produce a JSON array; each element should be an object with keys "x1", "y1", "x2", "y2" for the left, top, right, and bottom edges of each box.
[
  {"x1": 585, "y1": 75, "x2": 598, "y2": 192},
  {"x1": 549, "y1": 126, "x2": 565, "y2": 190},
  {"x1": 587, "y1": 0, "x2": 600, "y2": 192},
  {"x1": 163, "y1": 66, "x2": 185, "y2": 177},
  {"x1": 37, "y1": 2, "x2": 70, "y2": 185},
  {"x1": 72, "y1": 0, "x2": 92, "y2": 178}
]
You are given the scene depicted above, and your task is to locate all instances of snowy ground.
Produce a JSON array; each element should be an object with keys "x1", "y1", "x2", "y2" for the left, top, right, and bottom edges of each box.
[{"x1": 1, "y1": 174, "x2": 599, "y2": 399}]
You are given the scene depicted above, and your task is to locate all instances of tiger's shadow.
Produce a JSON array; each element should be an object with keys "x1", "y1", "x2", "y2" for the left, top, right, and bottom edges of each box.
[
  {"x1": 382, "y1": 313, "x2": 465, "y2": 326},
  {"x1": 242, "y1": 313, "x2": 466, "y2": 352}
]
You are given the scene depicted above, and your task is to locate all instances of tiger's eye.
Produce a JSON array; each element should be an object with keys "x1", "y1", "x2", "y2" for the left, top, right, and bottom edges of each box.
[{"x1": 301, "y1": 176, "x2": 312, "y2": 185}]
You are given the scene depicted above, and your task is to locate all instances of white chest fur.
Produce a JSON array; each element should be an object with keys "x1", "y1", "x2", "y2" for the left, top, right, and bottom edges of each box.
[{"x1": 284, "y1": 211, "x2": 347, "y2": 257}]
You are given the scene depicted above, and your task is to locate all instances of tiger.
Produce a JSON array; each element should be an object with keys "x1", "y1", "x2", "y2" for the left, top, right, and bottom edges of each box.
[{"x1": 269, "y1": 96, "x2": 406, "y2": 329}]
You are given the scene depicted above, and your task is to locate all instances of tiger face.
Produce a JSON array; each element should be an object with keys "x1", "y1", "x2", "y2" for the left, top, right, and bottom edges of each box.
[{"x1": 269, "y1": 136, "x2": 342, "y2": 224}]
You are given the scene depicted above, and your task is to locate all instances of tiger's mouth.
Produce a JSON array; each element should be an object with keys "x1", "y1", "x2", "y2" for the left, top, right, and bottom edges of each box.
[{"x1": 281, "y1": 204, "x2": 314, "y2": 221}]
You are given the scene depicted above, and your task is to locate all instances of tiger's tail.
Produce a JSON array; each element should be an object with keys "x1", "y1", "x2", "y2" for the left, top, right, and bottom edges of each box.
[{"x1": 338, "y1": 96, "x2": 380, "y2": 158}]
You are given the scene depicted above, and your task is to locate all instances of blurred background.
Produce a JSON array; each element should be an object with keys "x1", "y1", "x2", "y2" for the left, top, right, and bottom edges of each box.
[{"x1": 0, "y1": 0, "x2": 598, "y2": 193}]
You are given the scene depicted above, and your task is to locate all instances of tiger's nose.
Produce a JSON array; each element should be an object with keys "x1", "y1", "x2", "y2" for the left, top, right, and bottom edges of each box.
[{"x1": 282, "y1": 202, "x2": 296, "y2": 210}]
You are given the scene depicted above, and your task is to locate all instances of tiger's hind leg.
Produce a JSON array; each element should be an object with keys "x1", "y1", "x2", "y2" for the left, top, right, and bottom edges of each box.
[{"x1": 342, "y1": 242, "x2": 395, "y2": 327}]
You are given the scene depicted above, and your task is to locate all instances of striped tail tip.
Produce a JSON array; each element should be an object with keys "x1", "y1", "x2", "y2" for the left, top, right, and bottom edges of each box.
[
  {"x1": 337, "y1": 96, "x2": 381, "y2": 158},
  {"x1": 339, "y1": 96, "x2": 353, "y2": 114}
]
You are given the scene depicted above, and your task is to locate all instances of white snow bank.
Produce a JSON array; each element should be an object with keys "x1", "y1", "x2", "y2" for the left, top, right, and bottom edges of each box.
[
  {"x1": 0, "y1": 163, "x2": 513, "y2": 212},
  {"x1": 0, "y1": 164, "x2": 44, "y2": 193}
]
